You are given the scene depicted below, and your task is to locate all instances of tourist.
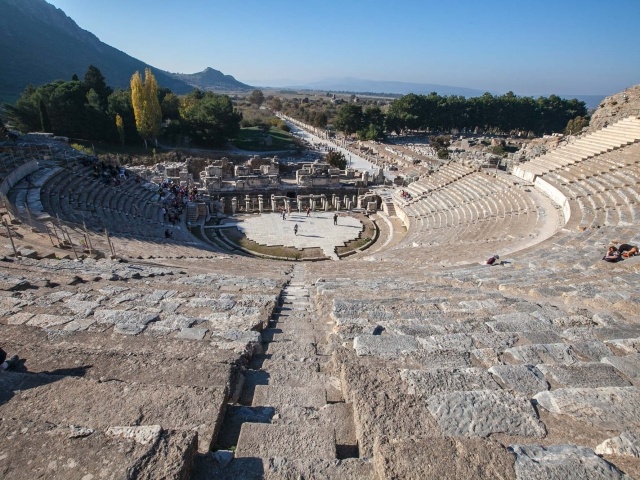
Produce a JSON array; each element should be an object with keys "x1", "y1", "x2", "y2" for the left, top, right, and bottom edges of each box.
[
  {"x1": 282, "y1": 209, "x2": 286, "y2": 220},
  {"x1": 294, "y1": 224, "x2": 299, "y2": 236},
  {"x1": 334, "y1": 213, "x2": 338, "y2": 225},
  {"x1": 603, "y1": 246, "x2": 620, "y2": 262},
  {"x1": 0, "y1": 350, "x2": 18, "y2": 371},
  {"x1": 164, "y1": 229, "x2": 172, "y2": 238},
  {"x1": 306, "y1": 207, "x2": 310, "y2": 217},
  {"x1": 619, "y1": 244, "x2": 639, "y2": 258},
  {"x1": 486, "y1": 254, "x2": 500, "y2": 265}
]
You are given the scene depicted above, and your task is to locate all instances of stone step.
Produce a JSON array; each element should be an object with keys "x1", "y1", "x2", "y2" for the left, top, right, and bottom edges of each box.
[
  {"x1": 235, "y1": 423, "x2": 335, "y2": 460},
  {"x1": 252, "y1": 385, "x2": 327, "y2": 408},
  {"x1": 0, "y1": 418, "x2": 198, "y2": 480},
  {"x1": 0, "y1": 371, "x2": 226, "y2": 453},
  {"x1": 0, "y1": 325, "x2": 236, "y2": 389},
  {"x1": 264, "y1": 339, "x2": 317, "y2": 357},
  {"x1": 534, "y1": 386, "x2": 640, "y2": 431},
  {"x1": 373, "y1": 436, "x2": 516, "y2": 480}
]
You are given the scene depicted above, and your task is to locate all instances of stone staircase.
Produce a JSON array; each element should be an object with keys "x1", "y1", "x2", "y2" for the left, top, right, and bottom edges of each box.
[{"x1": 194, "y1": 263, "x2": 373, "y2": 478}]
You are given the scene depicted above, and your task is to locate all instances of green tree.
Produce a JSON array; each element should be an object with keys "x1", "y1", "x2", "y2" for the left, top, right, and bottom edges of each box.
[
  {"x1": 161, "y1": 92, "x2": 181, "y2": 120},
  {"x1": 38, "y1": 98, "x2": 52, "y2": 132},
  {"x1": 180, "y1": 90, "x2": 242, "y2": 147},
  {"x1": 130, "y1": 68, "x2": 162, "y2": 148},
  {"x1": 326, "y1": 150, "x2": 347, "y2": 169},
  {"x1": 358, "y1": 106, "x2": 385, "y2": 140},
  {"x1": 248, "y1": 89, "x2": 265, "y2": 106},
  {"x1": 83, "y1": 65, "x2": 112, "y2": 111},
  {"x1": 269, "y1": 97, "x2": 283, "y2": 111},
  {"x1": 565, "y1": 115, "x2": 589, "y2": 135},
  {"x1": 108, "y1": 88, "x2": 139, "y2": 144},
  {"x1": 333, "y1": 104, "x2": 363, "y2": 137}
]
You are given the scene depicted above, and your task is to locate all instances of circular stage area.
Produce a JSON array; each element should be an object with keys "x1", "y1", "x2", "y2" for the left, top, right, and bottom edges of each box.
[{"x1": 229, "y1": 212, "x2": 364, "y2": 260}]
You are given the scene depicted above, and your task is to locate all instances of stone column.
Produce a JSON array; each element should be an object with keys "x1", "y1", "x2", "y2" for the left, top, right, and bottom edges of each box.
[
  {"x1": 271, "y1": 195, "x2": 276, "y2": 212},
  {"x1": 231, "y1": 197, "x2": 237, "y2": 214},
  {"x1": 297, "y1": 197, "x2": 302, "y2": 212},
  {"x1": 311, "y1": 198, "x2": 316, "y2": 212},
  {"x1": 332, "y1": 194, "x2": 336, "y2": 208},
  {"x1": 258, "y1": 195, "x2": 264, "y2": 213},
  {"x1": 336, "y1": 199, "x2": 341, "y2": 211},
  {"x1": 285, "y1": 199, "x2": 291, "y2": 214},
  {"x1": 245, "y1": 195, "x2": 251, "y2": 212}
]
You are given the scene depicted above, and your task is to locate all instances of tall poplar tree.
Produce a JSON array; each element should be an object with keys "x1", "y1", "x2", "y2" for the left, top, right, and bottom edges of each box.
[
  {"x1": 130, "y1": 68, "x2": 162, "y2": 148},
  {"x1": 115, "y1": 114, "x2": 125, "y2": 146}
]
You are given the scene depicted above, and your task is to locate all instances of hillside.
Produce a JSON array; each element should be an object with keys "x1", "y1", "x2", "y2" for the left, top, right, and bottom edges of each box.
[
  {"x1": 170, "y1": 67, "x2": 251, "y2": 92},
  {"x1": 0, "y1": 0, "x2": 248, "y2": 103}
]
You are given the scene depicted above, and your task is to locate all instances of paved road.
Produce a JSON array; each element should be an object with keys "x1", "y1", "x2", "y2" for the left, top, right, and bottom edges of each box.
[{"x1": 278, "y1": 115, "x2": 397, "y2": 181}]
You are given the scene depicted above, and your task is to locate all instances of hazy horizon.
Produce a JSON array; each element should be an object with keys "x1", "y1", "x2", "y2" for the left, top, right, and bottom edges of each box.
[{"x1": 45, "y1": 0, "x2": 640, "y2": 97}]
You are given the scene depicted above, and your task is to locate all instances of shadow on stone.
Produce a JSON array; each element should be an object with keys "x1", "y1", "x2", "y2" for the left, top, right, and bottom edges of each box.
[{"x1": 215, "y1": 406, "x2": 275, "y2": 450}]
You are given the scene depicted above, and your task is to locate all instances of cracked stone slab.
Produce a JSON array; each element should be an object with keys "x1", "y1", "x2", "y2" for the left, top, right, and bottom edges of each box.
[
  {"x1": 471, "y1": 348, "x2": 503, "y2": 367},
  {"x1": 418, "y1": 333, "x2": 475, "y2": 351},
  {"x1": 604, "y1": 338, "x2": 640, "y2": 355},
  {"x1": 373, "y1": 436, "x2": 516, "y2": 479},
  {"x1": 94, "y1": 309, "x2": 159, "y2": 326},
  {"x1": 571, "y1": 341, "x2": 613, "y2": 361},
  {"x1": 536, "y1": 362, "x2": 631, "y2": 389},
  {"x1": 504, "y1": 344, "x2": 578, "y2": 365},
  {"x1": 511, "y1": 444, "x2": 631, "y2": 479},
  {"x1": 26, "y1": 314, "x2": 73, "y2": 328},
  {"x1": 487, "y1": 313, "x2": 553, "y2": 333},
  {"x1": 534, "y1": 387, "x2": 640, "y2": 430},
  {"x1": 63, "y1": 299, "x2": 101, "y2": 316},
  {"x1": 5, "y1": 312, "x2": 35, "y2": 325},
  {"x1": 176, "y1": 327, "x2": 208, "y2": 341},
  {"x1": 353, "y1": 334, "x2": 419, "y2": 357},
  {"x1": 401, "y1": 368, "x2": 500, "y2": 395},
  {"x1": 596, "y1": 432, "x2": 640, "y2": 458},
  {"x1": 472, "y1": 332, "x2": 518, "y2": 350},
  {"x1": 602, "y1": 354, "x2": 640, "y2": 385},
  {"x1": 489, "y1": 365, "x2": 549, "y2": 397},
  {"x1": 105, "y1": 425, "x2": 162, "y2": 445},
  {"x1": 413, "y1": 349, "x2": 472, "y2": 369},
  {"x1": 426, "y1": 390, "x2": 546, "y2": 438}
]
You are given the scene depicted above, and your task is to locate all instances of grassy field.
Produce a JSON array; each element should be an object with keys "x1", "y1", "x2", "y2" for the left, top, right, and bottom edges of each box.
[
  {"x1": 231, "y1": 127, "x2": 297, "y2": 152},
  {"x1": 335, "y1": 214, "x2": 376, "y2": 255}
]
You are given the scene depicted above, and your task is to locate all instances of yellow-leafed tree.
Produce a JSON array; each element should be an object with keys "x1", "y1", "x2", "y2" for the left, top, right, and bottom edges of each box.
[
  {"x1": 130, "y1": 68, "x2": 162, "y2": 148},
  {"x1": 115, "y1": 113, "x2": 125, "y2": 146}
]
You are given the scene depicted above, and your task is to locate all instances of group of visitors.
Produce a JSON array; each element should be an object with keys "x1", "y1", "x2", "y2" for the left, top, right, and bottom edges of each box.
[
  {"x1": 158, "y1": 181, "x2": 199, "y2": 227},
  {"x1": 603, "y1": 244, "x2": 639, "y2": 262},
  {"x1": 400, "y1": 190, "x2": 412, "y2": 200}
]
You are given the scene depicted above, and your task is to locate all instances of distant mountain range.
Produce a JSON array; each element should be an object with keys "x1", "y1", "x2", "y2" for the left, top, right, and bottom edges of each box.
[
  {"x1": 0, "y1": 0, "x2": 251, "y2": 103},
  {"x1": 282, "y1": 78, "x2": 489, "y2": 97},
  {"x1": 171, "y1": 67, "x2": 251, "y2": 92}
]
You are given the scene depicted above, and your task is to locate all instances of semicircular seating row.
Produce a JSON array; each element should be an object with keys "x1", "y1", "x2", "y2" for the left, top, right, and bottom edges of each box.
[{"x1": 10, "y1": 161, "x2": 225, "y2": 259}]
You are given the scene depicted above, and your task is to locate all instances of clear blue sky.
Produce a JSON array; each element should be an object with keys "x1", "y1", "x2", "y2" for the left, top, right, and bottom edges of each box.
[{"x1": 46, "y1": 0, "x2": 639, "y2": 95}]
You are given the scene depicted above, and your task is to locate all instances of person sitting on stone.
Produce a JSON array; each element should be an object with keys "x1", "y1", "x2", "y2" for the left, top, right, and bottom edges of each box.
[
  {"x1": 618, "y1": 244, "x2": 639, "y2": 258},
  {"x1": 603, "y1": 246, "x2": 621, "y2": 262},
  {"x1": 0, "y1": 349, "x2": 18, "y2": 371},
  {"x1": 486, "y1": 254, "x2": 500, "y2": 265}
]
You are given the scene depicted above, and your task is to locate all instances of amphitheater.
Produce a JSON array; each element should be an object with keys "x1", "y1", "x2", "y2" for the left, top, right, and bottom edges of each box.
[{"x1": 1, "y1": 88, "x2": 640, "y2": 479}]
